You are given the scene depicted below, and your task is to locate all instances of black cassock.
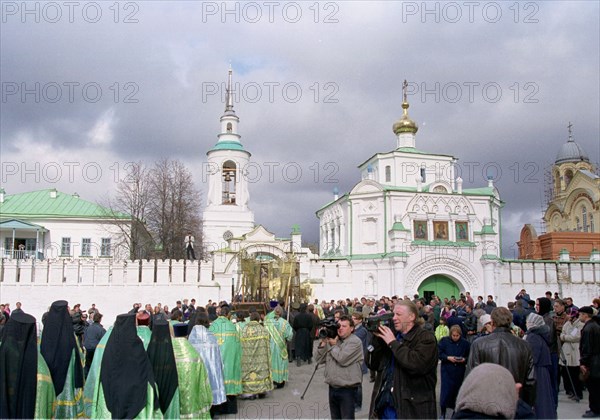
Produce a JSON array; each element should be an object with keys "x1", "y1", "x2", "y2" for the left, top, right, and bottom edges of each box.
[{"x1": 293, "y1": 312, "x2": 314, "y2": 361}]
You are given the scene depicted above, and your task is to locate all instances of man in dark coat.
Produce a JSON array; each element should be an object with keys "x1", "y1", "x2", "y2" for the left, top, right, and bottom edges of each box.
[
  {"x1": 293, "y1": 303, "x2": 314, "y2": 366},
  {"x1": 579, "y1": 306, "x2": 600, "y2": 418},
  {"x1": 466, "y1": 307, "x2": 536, "y2": 407},
  {"x1": 374, "y1": 300, "x2": 438, "y2": 419}
]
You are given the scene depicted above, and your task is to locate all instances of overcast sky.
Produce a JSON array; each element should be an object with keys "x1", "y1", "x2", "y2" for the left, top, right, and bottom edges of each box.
[{"x1": 1, "y1": 1, "x2": 598, "y2": 258}]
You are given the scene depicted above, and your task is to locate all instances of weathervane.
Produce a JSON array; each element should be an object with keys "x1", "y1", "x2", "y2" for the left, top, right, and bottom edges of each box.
[{"x1": 403, "y1": 79, "x2": 408, "y2": 103}]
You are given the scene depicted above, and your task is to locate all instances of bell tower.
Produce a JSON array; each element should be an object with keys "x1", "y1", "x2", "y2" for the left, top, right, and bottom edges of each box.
[{"x1": 202, "y1": 67, "x2": 255, "y2": 253}]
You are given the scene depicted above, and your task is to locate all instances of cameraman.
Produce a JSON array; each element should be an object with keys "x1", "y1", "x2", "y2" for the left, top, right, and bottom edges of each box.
[
  {"x1": 373, "y1": 300, "x2": 438, "y2": 419},
  {"x1": 316, "y1": 315, "x2": 364, "y2": 420}
]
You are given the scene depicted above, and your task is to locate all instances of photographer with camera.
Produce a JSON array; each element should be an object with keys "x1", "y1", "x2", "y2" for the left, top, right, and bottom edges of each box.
[
  {"x1": 316, "y1": 315, "x2": 364, "y2": 420},
  {"x1": 372, "y1": 300, "x2": 438, "y2": 419}
]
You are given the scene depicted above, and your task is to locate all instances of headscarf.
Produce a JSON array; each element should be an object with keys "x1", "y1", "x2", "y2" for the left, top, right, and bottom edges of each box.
[
  {"x1": 455, "y1": 363, "x2": 517, "y2": 419},
  {"x1": 147, "y1": 320, "x2": 178, "y2": 414},
  {"x1": 101, "y1": 313, "x2": 157, "y2": 418},
  {"x1": 40, "y1": 300, "x2": 83, "y2": 396},
  {"x1": 0, "y1": 312, "x2": 38, "y2": 419},
  {"x1": 526, "y1": 313, "x2": 545, "y2": 331},
  {"x1": 536, "y1": 297, "x2": 552, "y2": 316}
]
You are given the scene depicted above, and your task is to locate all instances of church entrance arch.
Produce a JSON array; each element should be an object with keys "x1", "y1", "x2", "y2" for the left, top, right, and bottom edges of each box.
[{"x1": 418, "y1": 275, "x2": 460, "y2": 303}]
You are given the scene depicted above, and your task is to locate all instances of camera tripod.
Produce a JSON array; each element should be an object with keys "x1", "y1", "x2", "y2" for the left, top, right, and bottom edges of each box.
[{"x1": 300, "y1": 345, "x2": 331, "y2": 400}]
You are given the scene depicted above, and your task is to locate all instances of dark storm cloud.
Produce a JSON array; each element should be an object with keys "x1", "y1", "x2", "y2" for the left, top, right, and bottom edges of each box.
[{"x1": 1, "y1": 1, "x2": 598, "y2": 257}]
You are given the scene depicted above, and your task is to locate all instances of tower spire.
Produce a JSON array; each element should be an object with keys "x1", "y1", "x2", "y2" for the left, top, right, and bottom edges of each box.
[{"x1": 225, "y1": 66, "x2": 234, "y2": 112}]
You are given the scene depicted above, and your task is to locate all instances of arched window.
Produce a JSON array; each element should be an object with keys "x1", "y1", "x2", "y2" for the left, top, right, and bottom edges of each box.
[
  {"x1": 226, "y1": 122, "x2": 232, "y2": 132},
  {"x1": 420, "y1": 167, "x2": 426, "y2": 183},
  {"x1": 385, "y1": 165, "x2": 391, "y2": 182},
  {"x1": 590, "y1": 214, "x2": 595, "y2": 232},
  {"x1": 582, "y1": 207, "x2": 588, "y2": 232},
  {"x1": 222, "y1": 160, "x2": 237, "y2": 204},
  {"x1": 576, "y1": 217, "x2": 581, "y2": 231},
  {"x1": 564, "y1": 169, "x2": 573, "y2": 188}
]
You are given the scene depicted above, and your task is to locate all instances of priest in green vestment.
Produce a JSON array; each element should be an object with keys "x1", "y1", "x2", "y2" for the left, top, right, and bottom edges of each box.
[
  {"x1": 83, "y1": 314, "x2": 162, "y2": 419},
  {"x1": 265, "y1": 306, "x2": 294, "y2": 388},
  {"x1": 209, "y1": 306, "x2": 242, "y2": 395},
  {"x1": 136, "y1": 312, "x2": 153, "y2": 349},
  {"x1": 0, "y1": 311, "x2": 56, "y2": 419},
  {"x1": 40, "y1": 300, "x2": 85, "y2": 419},
  {"x1": 240, "y1": 312, "x2": 274, "y2": 397},
  {"x1": 209, "y1": 305, "x2": 242, "y2": 414},
  {"x1": 172, "y1": 323, "x2": 213, "y2": 419}
]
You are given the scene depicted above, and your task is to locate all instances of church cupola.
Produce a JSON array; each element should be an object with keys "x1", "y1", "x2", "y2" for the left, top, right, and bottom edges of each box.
[
  {"x1": 393, "y1": 80, "x2": 419, "y2": 148},
  {"x1": 555, "y1": 122, "x2": 590, "y2": 164}
]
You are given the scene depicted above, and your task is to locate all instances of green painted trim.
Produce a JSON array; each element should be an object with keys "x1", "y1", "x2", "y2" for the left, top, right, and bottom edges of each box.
[
  {"x1": 390, "y1": 221, "x2": 410, "y2": 231},
  {"x1": 475, "y1": 225, "x2": 496, "y2": 235},
  {"x1": 461, "y1": 187, "x2": 496, "y2": 197},
  {"x1": 208, "y1": 141, "x2": 249, "y2": 153},
  {"x1": 349, "y1": 199, "x2": 353, "y2": 256},
  {"x1": 411, "y1": 240, "x2": 477, "y2": 248},
  {"x1": 481, "y1": 254, "x2": 501, "y2": 260},
  {"x1": 315, "y1": 193, "x2": 348, "y2": 214},
  {"x1": 348, "y1": 252, "x2": 408, "y2": 260},
  {"x1": 384, "y1": 191, "x2": 388, "y2": 253}
]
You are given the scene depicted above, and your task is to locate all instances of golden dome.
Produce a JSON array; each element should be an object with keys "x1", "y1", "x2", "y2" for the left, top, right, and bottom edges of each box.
[{"x1": 393, "y1": 101, "x2": 418, "y2": 135}]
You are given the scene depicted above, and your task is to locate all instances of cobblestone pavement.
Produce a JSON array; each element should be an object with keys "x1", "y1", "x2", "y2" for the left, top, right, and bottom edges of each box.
[{"x1": 220, "y1": 342, "x2": 590, "y2": 419}]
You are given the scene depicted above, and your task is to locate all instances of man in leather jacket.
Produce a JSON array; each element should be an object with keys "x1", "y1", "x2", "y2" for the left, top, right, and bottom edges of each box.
[{"x1": 466, "y1": 307, "x2": 536, "y2": 407}]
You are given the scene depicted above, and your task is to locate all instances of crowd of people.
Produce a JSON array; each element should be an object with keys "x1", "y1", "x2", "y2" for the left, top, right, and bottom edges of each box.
[{"x1": 1, "y1": 290, "x2": 599, "y2": 419}]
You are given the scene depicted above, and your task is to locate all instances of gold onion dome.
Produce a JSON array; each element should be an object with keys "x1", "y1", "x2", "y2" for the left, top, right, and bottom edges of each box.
[{"x1": 393, "y1": 100, "x2": 418, "y2": 135}]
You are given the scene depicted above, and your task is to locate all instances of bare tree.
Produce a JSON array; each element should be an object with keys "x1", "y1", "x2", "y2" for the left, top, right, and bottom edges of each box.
[
  {"x1": 102, "y1": 162, "x2": 154, "y2": 259},
  {"x1": 146, "y1": 159, "x2": 202, "y2": 260}
]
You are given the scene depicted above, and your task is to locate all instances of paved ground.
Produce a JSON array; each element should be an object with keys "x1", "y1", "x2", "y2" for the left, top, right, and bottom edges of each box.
[{"x1": 221, "y1": 343, "x2": 592, "y2": 419}]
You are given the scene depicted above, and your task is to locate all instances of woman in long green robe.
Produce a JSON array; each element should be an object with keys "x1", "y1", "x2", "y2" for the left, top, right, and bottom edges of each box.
[{"x1": 265, "y1": 307, "x2": 294, "y2": 387}]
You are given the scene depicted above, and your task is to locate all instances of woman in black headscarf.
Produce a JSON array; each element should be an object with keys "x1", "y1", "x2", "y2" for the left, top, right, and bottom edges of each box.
[
  {"x1": 40, "y1": 300, "x2": 84, "y2": 418},
  {"x1": 147, "y1": 320, "x2": 180, "y2": 418},
  {"x1": 99, "y1": 313, "x2": 159, "y2": 419},
  {"x1": 0, "y1": 312, "x2": 55, "y2": 419}
]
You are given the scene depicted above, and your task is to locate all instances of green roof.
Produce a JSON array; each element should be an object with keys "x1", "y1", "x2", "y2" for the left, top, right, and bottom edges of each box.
[
  {"x1": 475, "y1": 225, "x2": 496, "y2": 235},
  {"x1": 208, "y1": 141, "x2": 249, "y2": 153},
  {"x1": 0, "y1": 189, "x2": 128, "y2": 219},
  {"x1": 390, "y1": 221, "x2": 410, "y2": 231},
  {"x1": 461, "y1": 187, "x2": 496, "y2": 197}
]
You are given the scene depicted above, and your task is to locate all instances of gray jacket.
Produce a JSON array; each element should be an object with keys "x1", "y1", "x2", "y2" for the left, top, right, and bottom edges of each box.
[{"x1": 316, "y1": 333, "x2": 364, "y2": 388}]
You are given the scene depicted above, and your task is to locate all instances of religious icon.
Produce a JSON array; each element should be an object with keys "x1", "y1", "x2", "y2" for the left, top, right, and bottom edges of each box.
[
  {"x1": 414, "y1": 221, "x2": 427, "y2": 240},
  {"x1": 456, "y1": 222, "x2": 468, "y2": 241},
  {"x1": 433, "y1": 221, "x2": 449, "y2": 240}
]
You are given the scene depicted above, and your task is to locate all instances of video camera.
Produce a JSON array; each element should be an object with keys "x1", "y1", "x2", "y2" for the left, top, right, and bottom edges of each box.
[
  {"x1": 318, "y1": 317, "x2": 340, "y2": 339},
  {"x1": 365, "y1": 312, "x2": 394, "y2": 332}
]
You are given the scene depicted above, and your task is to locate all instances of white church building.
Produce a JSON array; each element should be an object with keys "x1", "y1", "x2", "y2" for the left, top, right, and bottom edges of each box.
[
  {"x1": 1, "y1": 71, "x2": 598, "y2": 325},
  {"x1": 311, "y1": 84, "x2": 502, "y2": 301}
]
